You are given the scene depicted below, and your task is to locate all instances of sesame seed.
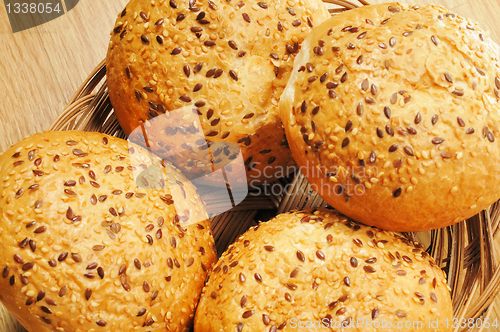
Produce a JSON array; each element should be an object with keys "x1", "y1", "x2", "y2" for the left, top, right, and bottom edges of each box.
[
  {"x1": 357, "y1": 103, "x2": 364, "y2": 116},
  {"x1": 22, "y1": 262, "x2": 35, "y2": 271},
  {"x1": 364, "y1": 265, "x2": 376, "y2": 273},
  {"x1": 237, "y1": 295, "x2": 247, "y2": 309},
  {"x1": 341, "y1": 72, "x2": 348, "y2": 83},
  {"x1": 415, "y1": 112, "x2": 422, "y2": 124},
  {"x1": 336, "y1": 308, "x2": 346, "y2": 315},
  {"x1": 353, "y1": 239, "x2": 363, "y2": 247},
  {"x1": 431, "y1": 115, "x2": 438, "y2": 125},
  {"x1": 432, "y1": 137, "x2": 445, "y2": 145},
  {"x1": 93, "y1": 245, "x2": 105, "y2": 251},
  {"x1": 345, "y1": 120, "x2": 353, "y2": 132},
  {"x1": 34, "y1": 226, "x2": 46, "y2": 234},
  {"x1": 229, "y1": 70, "x2": 238, "y2": 81},
  {"x1": 431, "y1": 35, "x2": 438, "y2": 46},
  {"x1": 393, "y1": 188, "x2": 402, "y2": 197},
  {"x1": 242, "y1": 310, "x2": 254, "y2": 319},
  {"x1": 357, "y1": 32, "x2": 367, "y2": 39},
  {"x1": 404, "y1": 146, "x2": 415, "y2": 156},
  {"x1": 342, "y1": 138, "x2": 350, "y2": 148},
  {"x1": 385, "y1": 125, "x2": 394, "y2": 136},
  {"x1": 326, "y1": 82, "x2": 338, "y2": 89},
  {"x1": 37, "y1": 290, "x2": 45, "y2": 301},
  {"x1": 263, "y1": 245, "x2": 275, "y2": 252},
  {"x1": 85, "y1": 288, "x2": 92, "y2": 301},
  {"x1": 308, "y1": 76, "x2": 318, "y2": 83},
  {"x1": 384, "y1": 106, "x2": 391, "y2": 119}
]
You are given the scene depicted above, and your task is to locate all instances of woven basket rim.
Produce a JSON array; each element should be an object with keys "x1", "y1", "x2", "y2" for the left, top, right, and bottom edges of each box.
[{"x1": 9, "y1": 0, "x2": 499, "y2": 331}]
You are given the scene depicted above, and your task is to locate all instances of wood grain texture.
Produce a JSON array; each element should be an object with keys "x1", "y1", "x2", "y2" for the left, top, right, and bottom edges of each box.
[{"x1": 0, "y1": 0, "x2": 499, "y2": 331}]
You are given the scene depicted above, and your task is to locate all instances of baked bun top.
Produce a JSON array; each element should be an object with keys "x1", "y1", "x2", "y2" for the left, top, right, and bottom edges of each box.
[
  {"x1": 194, "y1": 208, "x2": 452, "y2": 332},
  {"x1": 106, "y1": 0, "x2": 330, "y2": 184},
  {"x1": 0, "y1": 131, "x2": 216, "y2": 332},
  {"x1": 280, "y1": 3, "x2": 500, "y2": 231}
]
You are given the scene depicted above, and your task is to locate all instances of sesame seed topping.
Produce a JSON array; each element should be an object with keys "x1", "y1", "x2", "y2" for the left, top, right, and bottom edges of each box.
[
  {"x1": 341, "y1": 72, "x2": 348, "y2": 83},
  {"x1": 242, "y1": 310, "x2": 254, "y2": 319},
  {"x1": 415, "y1": 112, "x2": 422, "y2": 124},
  {"x1": 431, "y1": 35, "x2": 438, "y2": 45},
  {"x1": 357, "y1": 32, "x2": 367, "y2": 40},
  {"x1": 432, "y1": 137, "x2": 445, "y2": 145},
  {"x1": 395, "y1": 310, "x2": 407, "y2": 318},
  {"x1": 342, "y1": 138, "x2": 350, "y2": 148},
  {"x1": 34, "y1": 226, "x2": 46, "y2": 234}
]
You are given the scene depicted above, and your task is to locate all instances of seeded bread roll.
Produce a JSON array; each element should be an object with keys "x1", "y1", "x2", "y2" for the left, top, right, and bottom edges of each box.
[
  {"x1": 280, "y1": 3, "x2": 500, "y2": 231},
  {"x1": 106, "y1": 0, "x2": 330, "y2": 185},
  {"x1": 194, "y1": 208, "x2": 452, "y2": 332},
  {"x1": 0, "y1": 131, "x2": 217, "y2": 332}
]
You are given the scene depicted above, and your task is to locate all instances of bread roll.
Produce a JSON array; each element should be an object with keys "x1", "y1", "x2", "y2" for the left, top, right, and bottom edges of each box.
[
  {"x1": 280, "y1": 3, "x2": 500, "y2": 231},
  {"x1": 106, "y1": 0, "x2": 330, "y2": 185},
  {"x1": 194, "y1": 208, "x2": 452, "y2": 332},
  {"x1": 0, "y1": 131, "x2": 216, "y2": 332}
]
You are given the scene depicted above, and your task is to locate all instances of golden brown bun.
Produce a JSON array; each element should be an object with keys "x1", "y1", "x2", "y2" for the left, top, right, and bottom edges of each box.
[
  {"x1": 280, "y1": 3, "x2": 500, "y2": 231},
  {"x1": 0, "y1": 131, "x2": 217, "y2": 332},
  {"x1": 194, "y1": 208, "x2": 452, "y2": 332},
  {"x1": 106, "y1": 0, "x2": 330, "y2": 185}
]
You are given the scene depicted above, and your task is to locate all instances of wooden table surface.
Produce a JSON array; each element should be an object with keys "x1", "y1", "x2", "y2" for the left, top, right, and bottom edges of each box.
[{"x1": 1, "y1": 0, "x2": 500, "y2": 330}]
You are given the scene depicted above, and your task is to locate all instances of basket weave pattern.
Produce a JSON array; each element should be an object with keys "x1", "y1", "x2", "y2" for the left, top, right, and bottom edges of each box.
[{"x1": 5, "y1": 1, "x2": 500, "y2": 331}]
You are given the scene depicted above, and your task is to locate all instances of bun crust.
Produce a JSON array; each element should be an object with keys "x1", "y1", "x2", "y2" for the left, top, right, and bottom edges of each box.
[
  {"x1": 194, "y1": 208, "x2": 452, "y2": 332},
  {"x1": 0, "y1": 131, "x2": 216, "y2": 331},
  {"x1": 279, "y1": 3, "x2": 500, "y2": 231},
  {"x1": 106, "y1": 0, "x2": 330, "y2": 184}
]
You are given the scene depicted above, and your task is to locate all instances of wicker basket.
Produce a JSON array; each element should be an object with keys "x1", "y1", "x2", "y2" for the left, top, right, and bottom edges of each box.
[{"x1": 4, "y1": 0, "x2": 500, "y2": 331}]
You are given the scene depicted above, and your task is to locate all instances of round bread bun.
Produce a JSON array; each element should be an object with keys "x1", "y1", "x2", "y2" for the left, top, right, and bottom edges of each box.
[
  {"x1": 194, "y1": 208, "x2": 452, "y2": 332},
  {"x1": 106, "y1": 0, "x2": 330, "y2": 186},
  {"x1": 0, "y1": 131, "x2": 216, "y2": 332},
  {"x1": 279, "y1": 3, "x2": 500, "y2": 231}
]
